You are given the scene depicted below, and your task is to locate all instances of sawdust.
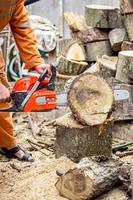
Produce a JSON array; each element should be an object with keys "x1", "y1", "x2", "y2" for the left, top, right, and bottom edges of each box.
[{"x1": 0, "y1": 113, "x2": 130, "y2": 200}]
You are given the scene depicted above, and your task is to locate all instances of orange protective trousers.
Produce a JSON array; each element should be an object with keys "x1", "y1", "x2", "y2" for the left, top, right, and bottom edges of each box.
[{"x1": 0, "y1": 50, "x2": 16, "y2": 148}]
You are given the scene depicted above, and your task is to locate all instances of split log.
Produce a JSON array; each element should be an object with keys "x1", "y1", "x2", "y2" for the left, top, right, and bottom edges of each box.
[
  {"x1": 115, "y1": 51, "x2": 133, "y2": 84},
  {"x1": 55, "y1": 113, "x2": 113, "y2": 162},
  {"x1": 120, "y1": 0, "x2": 133, "y2": 14},
  {"x1": 85, "y1": 40, "x2": 113, "y2": 62},
  {"x1": 121, "y1": 41, "x2": 133, "y2": 51},
  {"x1": 56, "y1": 157, "x2": 122, "y2": 200},
  {"x1": 64, "y1": 12, "x2": 88, "y2": 32},
  {"x1": 71, "y1": 27, "x2": 108, "y2": 43},
  {"x1": 85, "y1": 5, "x2": 123, "y2": 28},
  {"x1": 107, "y1": 78, "x2": 133, "y2": 121},
  {"x1": 124, "y1": 14, "x2": 133, "y2": 42},
  {"x1": 57, "y1": 38, "x2": 76, "y2": 57},
  {"x1": 56, "y1": 72, "x2": 76, "y2": 92},
  {"x1": 109, "y1": 28, "x2": 128, "y2": 51},
  {"x1": 68, "y1": 73, "x2": 114, "y2": 126},
  {"x1": 97, "y1": 55, "x2": 117, "y2": 79},
  {"x1": 66, "y1": 42, "x2": 86, "y2": 61},
  {"x1": 57, "y1": 56, "x2": 88, "y2": 75}
]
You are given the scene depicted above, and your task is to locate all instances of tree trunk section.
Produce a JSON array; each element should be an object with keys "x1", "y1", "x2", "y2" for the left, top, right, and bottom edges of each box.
[
  {"x1": 56, "y1": 72, "x2": 75, "y2": 92},
  {"x1": 68, "y1": 73, "x2": 114, "y2": 126},
  {"x1": 121, "y1": 41, "x2": 133, "y2": 51},
  {"x1": 120, "y1": 0, "x2": 133, "y2": 14},
  {"x1": 71, "y1": 27, "x2": 108, "y2": 43},
  {"x1": 85, "y1": 5, "x2": 123, "y2": 28},
  {"x1": 57, "y1": 56, "x2": 88, "y2": 75},
  {"x1": 97, "y1": 56, "x2": 117, "y2": 79},
  {"x1": 107, "y1": 77, "x2": 133, "y2": 120},
  {"x1": 56, "y1": 157, "x2": 122, "y2": 200},
  {"x1": 55, "y1": 113, "x2": 113, "y2": 162},
  {"x1": 66, "y1": 42, "x2": 86, "y2": 61},
  {"x1": 85, "y1": 40, "x2": 113, "y2": 62},
  {"x1": 64, "y1": 12, "x2": 88, "y2": 32},
  {"x1": 109, "y1": 28, "x2": 128, "y2": 51},
  {"x1": 57, "y1": 38, "x2": 76, "y2": 57},
  {"x1": 115, "y1": 51, "x2": 133, "y2": 84},
  {"x1": 124, "y1": 14, "x2": 133, "y2": 42}
]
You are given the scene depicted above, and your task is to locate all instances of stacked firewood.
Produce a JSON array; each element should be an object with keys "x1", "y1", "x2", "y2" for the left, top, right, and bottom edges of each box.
[{"x1": 55, "y1": 1, "x2": 133, "y2": 200}]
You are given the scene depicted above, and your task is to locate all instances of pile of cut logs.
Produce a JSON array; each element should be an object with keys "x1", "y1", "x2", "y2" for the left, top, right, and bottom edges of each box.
[{"x1": 55, "y1": 1, "x2": 133, "y2": 199}]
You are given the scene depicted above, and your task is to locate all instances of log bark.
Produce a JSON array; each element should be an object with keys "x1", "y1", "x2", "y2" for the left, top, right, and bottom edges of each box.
[
  {"x1": 66, "y1": 42, "x2": 86, "y2": 61},
  {"x1": 56, "y1": 157, "x2": 122, "y2": 200},
  {"x1": 124, "y1": 14, "x2": 133, "y2": 42},
  {"x1": 85, "y1": 40, "x2": 113, "y2": 62},
  {"x1": 120, "y1": 0, "x2": 133, "y2": 14},
  {"x1": 97, "y1": 56, "x2": 117, "y2": 79},
  {"x1": 64, "y1": 12, "x2": 88, "y2": 32},
  {"x1": 57, "y1": 56, "x2": 88, "y2": 75},
  {"x1": 107, "y1": 77, "x2": 133, "y2": 121},
  {"x1": 85, "y1": 4, "x2": 123, "y2": 28},
  {"x1": 55, "y1": 113, "x2": 113, "y2": 162},
  {"x1": 109, "y1": 28, "x2": 128, "y2": 51},
  {"x1": 115, "y1": 51, "x2": 133, "y2": 84},
  {"x1": 68, "y1": 73, "x2": 114, "y2": 126},
  {"x1": 56, "y1": 72, "x2": 76, "y2": 92},
  {"x1": 121, "y1": 41, "x2": 133, "y2": 51},
  {"x1": 71, "y1": 27, "x2": 108, "y2": 43},
  {"x1": 57, "y1": 38, "x2": 76, "y2": 57}
]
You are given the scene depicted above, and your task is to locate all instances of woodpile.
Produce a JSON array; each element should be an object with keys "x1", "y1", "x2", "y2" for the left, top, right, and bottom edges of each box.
[{"x1": 55, "y1": 2, "x2": 133, "y2": 199}]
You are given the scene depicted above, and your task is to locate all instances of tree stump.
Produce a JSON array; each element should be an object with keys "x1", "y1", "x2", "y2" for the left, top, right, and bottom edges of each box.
[
  {"x1": 71, "y1": 27, "x2": 108, "y2": 43},
  {"x1": 68, "y1": 73, "x2": 114, "y2": 126},
  {"x1": 56, "y1": 157, "x2": 122, "y2": 200},
  {"x1": 85, "y1": 41, "x2": 113, "y2": 62},
  {"x1": 55, "y1": 113, "x2": 113, "y2": 162},
  {"x1": 124, "y1": 14, "x2": 133, "y2": 42},
  {"x1": 85, "y1": 5, "x2": 123, "y2": 28},
  {"x1": 115, "y1": 51, "x2": 133, "y2": 84},
  {"x1": 109, "y1": 28, "x2": 128, "y2": 51},
  {"x1": 57, "y1": 56, "x2": 88, "y2": 75},
  {"x1": 121, "y1": 41, "x2": 133, "y2": 51},
  {"x1": 120, "y1": 0, "x2": 133, "y2": 14}
]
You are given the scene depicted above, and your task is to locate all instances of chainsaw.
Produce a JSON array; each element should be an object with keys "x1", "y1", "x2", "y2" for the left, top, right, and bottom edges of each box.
[{"x1": 0, "y1": 65, "x2": 67, "y2": 112}]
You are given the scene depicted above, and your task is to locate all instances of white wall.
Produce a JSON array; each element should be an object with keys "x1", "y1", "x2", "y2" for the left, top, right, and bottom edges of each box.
[{"x1": 28, "y1": 0, "x2": 120, "y2": 36}]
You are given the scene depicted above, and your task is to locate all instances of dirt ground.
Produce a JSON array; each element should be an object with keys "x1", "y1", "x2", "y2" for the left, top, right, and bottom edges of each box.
[{"x1": 0, "y1": 113, "x2": 130, "y2": 200}]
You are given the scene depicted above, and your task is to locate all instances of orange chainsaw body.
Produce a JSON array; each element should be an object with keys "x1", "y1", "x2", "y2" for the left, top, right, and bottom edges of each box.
[{"x1": 12, "y1": 76, "x2": 57, "y2": 112}]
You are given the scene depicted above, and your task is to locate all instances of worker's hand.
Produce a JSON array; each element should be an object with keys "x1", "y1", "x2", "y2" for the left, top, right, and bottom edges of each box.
[
  {"x1": 35, "y1": 64, "x2": 52, "y2": 77},
  {"x1": 0, "y1": 84, "x2": 11, "y2": 103}
]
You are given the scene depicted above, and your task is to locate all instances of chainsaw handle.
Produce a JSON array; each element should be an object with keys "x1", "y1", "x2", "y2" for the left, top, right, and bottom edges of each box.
[{"x1": 38, "y1": 69, "x2": 48, "y2": 82}]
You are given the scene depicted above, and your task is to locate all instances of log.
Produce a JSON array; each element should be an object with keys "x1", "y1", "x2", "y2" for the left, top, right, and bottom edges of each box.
[
  {"x1": 56, "y1": 157, "x2": 122, "y2": 200},
  {"x1": 55, "y1": 113, "x2": 113, "y2": 162},
  {"x1": 115, "y1": 51, "x2": 133, "y2": 84},
  {"x1": 107, "y1": 78, "x2": 133, "y2": 121},
  {"x1": 120, "y1": 0, "x2": 133, "y2": 14},
  {"x1": 121, "y1": 41, "x2": 133, "y2": 51},
  {"x1": 109, "y1": 28, "x2": 128, "y2": 51},
  {"x1": 124, "y1": 14, "x2": 133, "y2": 42},
  {"x1": 64, "y1": 12, "x2": 88, "y2": 32},
  {"x1": 56, "y1": 72, "x2": 75, "y2": 92},
  {"x1": 97, "y1": 55, "x2": 117, "y2": 79},
  {"x1": 85, "y1": 40, "x2": 113, "y2": 62},
  {"x1": 57, "y1": 56, "x2": 88, "y2": 75},
  {"x1": 57, "y1": 38, "x2": 76, "y2": 57},
  {"x1": 71, "y1": 27, "x2": 108, "y2": 43},
  {"x1": 85, "y1": 5, "x2": 123, "y2": 28},
  {"x1": 68, "y1": 73, "x2": 114, "y2": 126},
  {"x1": 66, "y1": 42, "x2": 86, "y2": 61}
]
